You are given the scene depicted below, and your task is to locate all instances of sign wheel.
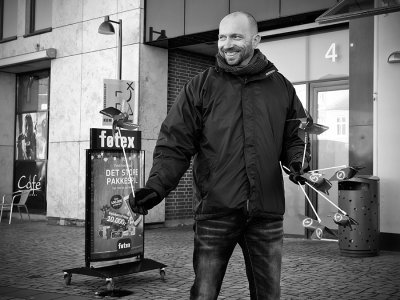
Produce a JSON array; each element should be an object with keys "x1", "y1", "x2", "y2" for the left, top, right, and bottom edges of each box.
[
  {"x1": 63, "y1": 272, "x2": 72, "y2": 286},
  {"x1": 106, "y1": 278, "x2": 115, "y2": 291},
  {"x1": 160, "y1": 268, "x2": 166, "y2": 281}
]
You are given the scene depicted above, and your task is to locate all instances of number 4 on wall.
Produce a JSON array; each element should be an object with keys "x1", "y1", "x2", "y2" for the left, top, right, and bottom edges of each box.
[{"x1": 325, "y1": 43, "x2": 338, "y2": 62}]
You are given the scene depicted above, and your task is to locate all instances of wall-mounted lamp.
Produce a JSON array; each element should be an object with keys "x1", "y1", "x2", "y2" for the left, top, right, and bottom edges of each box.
[
  {"x1": 387, "y1": 51, "x2": 400, "y2": 64},
  {"x1": 149, "y1": 27, "x2": 167, "y2": 42},
  {"x1": 98, "y1": 16, "x2": 123, "y2": 79}
]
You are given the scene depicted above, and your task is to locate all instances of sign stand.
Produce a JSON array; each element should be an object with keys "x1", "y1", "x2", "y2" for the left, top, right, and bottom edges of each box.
[{"x1": 63, "y1": 129, "x2": 166, "y2": 293}]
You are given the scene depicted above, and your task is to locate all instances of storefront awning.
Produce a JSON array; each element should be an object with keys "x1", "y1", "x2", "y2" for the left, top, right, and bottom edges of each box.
[
  {"x1": 0, "y1": 48, "x2": 56, "y2": 73},
  {"x1": 316, "y1": 0, "x2": 400, "y2": 24}
]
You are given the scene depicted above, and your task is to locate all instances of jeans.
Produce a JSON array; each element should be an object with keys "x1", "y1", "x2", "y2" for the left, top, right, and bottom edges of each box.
[{"x1": 190, "y1": 211, "x2": 283, "y2": 300}]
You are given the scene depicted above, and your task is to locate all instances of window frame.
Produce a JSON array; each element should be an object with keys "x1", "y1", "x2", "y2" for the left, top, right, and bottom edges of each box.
[
  {"x1": 0, "y1": 0, "x2": 18, "y2": 43},
  {"x1": 24, "y1": 0, "x2": 52, "y2": 38}
]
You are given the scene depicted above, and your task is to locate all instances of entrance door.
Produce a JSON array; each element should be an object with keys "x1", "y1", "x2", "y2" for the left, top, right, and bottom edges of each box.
[
  {"x1": 309, "y1": 80, "x2": 349, "y2": 231},
  {"x1": 14, "y1": 70, "x2": 50, "y2": 214}
]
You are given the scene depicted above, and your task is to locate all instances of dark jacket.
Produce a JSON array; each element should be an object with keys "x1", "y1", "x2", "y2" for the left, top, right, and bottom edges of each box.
[{"x1": 146, "y1": 60, "x2": 308, "y2": 220}]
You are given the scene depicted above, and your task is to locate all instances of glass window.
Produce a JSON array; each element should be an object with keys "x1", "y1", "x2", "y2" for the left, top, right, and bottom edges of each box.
[
  {"x1": 293, "y1": 83, "x2": 308, "y2": 109},
  {"x1": 259, "y1": 36, "x2": 308, "y2": 83},
  {"x1": 0, "y1": 0, "x2": 17, "y2": 40},
  {"x1": 314, "y1": 85, "x2": 349, "y2": 230},
  {"x1": 15, "y1": 70, "x2": 49, "y2": 161},
  {"x1": 258, "y1": 28, "x2": 349, "y2": 83},
  {"x1": 34, "y1": 0, "x2": 52, "y2": 31},
  {"x1": 26, "y1": 0, "x2": 52, "y2": 35},
  {"x1": 17, "y1": 73, "x2": 50, "y2": 113}
]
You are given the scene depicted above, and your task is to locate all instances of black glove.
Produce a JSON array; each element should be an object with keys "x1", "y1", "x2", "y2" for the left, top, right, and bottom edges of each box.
[
  {"x1": 289, "y1": 161, "x2": 310, "y2": 185},
  {"x1": 128, "y1": 188, "x2": 161, "y2": 215}
]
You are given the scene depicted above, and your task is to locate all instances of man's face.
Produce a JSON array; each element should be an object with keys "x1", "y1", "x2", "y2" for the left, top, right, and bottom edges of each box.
[{"x1": 218, "y1": 15, "x2": 258, "y2": 66}]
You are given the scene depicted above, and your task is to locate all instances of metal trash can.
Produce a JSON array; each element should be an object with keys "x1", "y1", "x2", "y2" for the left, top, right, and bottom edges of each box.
[{"x1": 337, "y1": 175, "x2": 380, "y2": 257}]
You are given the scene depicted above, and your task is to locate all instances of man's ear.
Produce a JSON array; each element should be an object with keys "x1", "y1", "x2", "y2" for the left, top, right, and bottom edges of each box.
[{"x1": 252, "y1": 34, "x2": 261, "y2": 48}]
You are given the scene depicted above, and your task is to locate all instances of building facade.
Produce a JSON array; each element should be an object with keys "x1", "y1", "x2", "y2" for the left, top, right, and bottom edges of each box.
[{"x1": 0, "y1": 0, "x2": 399, "y2": 250}]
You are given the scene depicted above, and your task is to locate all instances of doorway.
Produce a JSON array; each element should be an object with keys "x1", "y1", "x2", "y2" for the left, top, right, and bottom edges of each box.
[
  {"x1": 308, "y1": 80, "x2": 349, "y2": 233},
  {"x1": 14, "y1": 69, "x2": 50, "y2": 215},
  {"x1": 284, "y1": 80, "x2": 349, "y2": 237}
]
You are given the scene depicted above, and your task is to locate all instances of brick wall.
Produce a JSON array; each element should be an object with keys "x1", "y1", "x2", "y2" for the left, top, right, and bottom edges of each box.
[{"x1": 165, "y1": 49, "x2": 215, "y2": 221}]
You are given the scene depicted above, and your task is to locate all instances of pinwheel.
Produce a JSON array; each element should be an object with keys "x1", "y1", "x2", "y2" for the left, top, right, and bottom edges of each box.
[
  {"x1": 329, "y1": 166, "x2": 364, "y2": 181},
  {"x1": 302, "y1": 217, "x2": 337, "y2": 241},
  {"x1": 300, "y1": 172, "x2": 333, "y2": 195},
  {"x1": 333, "y1": 212, "x2": 359, "y2": 229}
]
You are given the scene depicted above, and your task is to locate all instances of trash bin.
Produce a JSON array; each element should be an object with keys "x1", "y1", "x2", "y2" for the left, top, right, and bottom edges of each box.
[{"x1": 337, "y1": 175, "x2": 380, "y2": 257}]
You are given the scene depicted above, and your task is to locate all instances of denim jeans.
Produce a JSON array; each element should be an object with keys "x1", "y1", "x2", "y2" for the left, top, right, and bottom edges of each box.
[{"x1": 190, "y1": 211, "x2": 283, "y2": 300}]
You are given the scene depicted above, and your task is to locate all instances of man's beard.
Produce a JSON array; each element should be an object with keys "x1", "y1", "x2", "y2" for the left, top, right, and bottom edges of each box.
[{"x1": 219, "y1": 46, "x2": 252, "y2": 66}]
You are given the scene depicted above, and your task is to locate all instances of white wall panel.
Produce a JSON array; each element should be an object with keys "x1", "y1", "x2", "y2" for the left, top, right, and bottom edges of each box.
[{"x1": 376, "y1": 12, "x2": 400, "y2": 234}]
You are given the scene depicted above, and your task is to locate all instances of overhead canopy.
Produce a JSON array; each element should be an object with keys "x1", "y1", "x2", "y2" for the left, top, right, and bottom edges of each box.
[
  {"x1": 0, "y1": 48, "x2": 56, "y2": 73},
  {"x1": 316, "y1": 0, "x2": 400, "y2": 24}
]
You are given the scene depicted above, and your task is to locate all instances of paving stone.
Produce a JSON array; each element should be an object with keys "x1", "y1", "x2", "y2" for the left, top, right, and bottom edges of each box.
[{"x1": 1, "y1": 221, "x2": 400, "y2": 299}]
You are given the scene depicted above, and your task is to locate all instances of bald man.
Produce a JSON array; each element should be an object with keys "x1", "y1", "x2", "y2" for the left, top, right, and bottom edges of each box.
[
  {"x1": 218, "y1": 11, "x2": 260, "y2": 66},
  {"x1": 129, "y1": 12, "x2": 309, "y2": 299}
]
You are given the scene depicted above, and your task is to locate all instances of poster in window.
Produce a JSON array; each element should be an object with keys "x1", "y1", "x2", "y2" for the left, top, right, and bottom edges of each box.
[
  {"x1": 88, "y1": 150, "x2": 144, "y2": 262},
  {"x1": 15, "y1": 112, "x2": 48, "y2": 160}
]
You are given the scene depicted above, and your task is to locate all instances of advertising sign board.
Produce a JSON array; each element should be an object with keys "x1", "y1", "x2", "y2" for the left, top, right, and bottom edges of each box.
[
  {"x1": 86, "y1": 149, "x2": 144, "y2": 263},
  {"x1": 90, "y1": 128, "x2": 141, "y2": 151}
]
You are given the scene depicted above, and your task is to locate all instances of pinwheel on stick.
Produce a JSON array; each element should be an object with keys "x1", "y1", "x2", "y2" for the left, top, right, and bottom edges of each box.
[{"x1": 284, "y1": 110, "x2": 364, "y2": 237}]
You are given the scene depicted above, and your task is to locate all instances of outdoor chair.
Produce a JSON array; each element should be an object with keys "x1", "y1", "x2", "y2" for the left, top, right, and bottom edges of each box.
[{"x1": 0, "y1": 190, "x2": 31, "y2": 224}]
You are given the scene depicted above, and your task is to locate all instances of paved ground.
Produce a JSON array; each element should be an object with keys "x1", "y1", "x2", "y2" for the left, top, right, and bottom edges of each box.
[{"x1": 0, "y1": 219, "x2": 400, "y2": 300}]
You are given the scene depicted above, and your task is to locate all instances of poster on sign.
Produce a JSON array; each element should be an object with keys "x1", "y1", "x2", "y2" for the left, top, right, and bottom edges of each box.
[{"x1": 86, "y1": 149, "x2": 145, "y2": 262}]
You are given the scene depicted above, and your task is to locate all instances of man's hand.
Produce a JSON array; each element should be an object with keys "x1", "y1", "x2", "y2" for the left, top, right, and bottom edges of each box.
[
  {"x1": 289, "y1": 161, "x2": 310, "y2": 185},
  {"x1": 128, "y1": 188, "x2": 161, "y2": 215}
]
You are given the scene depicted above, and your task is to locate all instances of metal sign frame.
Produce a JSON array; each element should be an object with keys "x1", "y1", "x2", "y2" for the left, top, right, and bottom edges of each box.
[{"x1": 85, "y1": 149, "x2": 145, "y2": 266}]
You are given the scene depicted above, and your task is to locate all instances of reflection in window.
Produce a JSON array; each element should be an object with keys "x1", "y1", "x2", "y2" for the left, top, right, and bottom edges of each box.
[
  {"x1": 17, "y1": 72, "x2": 49, "y2": 113},
  {"x1": 337, "y1": 116, "x2": 347, "y2": 135},
  {"x1": 317, "y1": 89, "x2": 349, "y2": 142},
  {"x1": 0, "y1": 0, "x2": 17, "y2": 40},
  {"x1": 146, "y1": 0, "x2": 184, "y2": 41}
]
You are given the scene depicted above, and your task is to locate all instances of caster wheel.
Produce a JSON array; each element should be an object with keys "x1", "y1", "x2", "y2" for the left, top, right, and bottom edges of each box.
[
  {"x1": 64, "y1": 273, "x2": 72, "y2": 286},
  {"x1": 160, "y1": 268, "x2": 166, "y2": 281},
  {"x1": 106, "y1": 278, "x2": 115, "y2": 291}
]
